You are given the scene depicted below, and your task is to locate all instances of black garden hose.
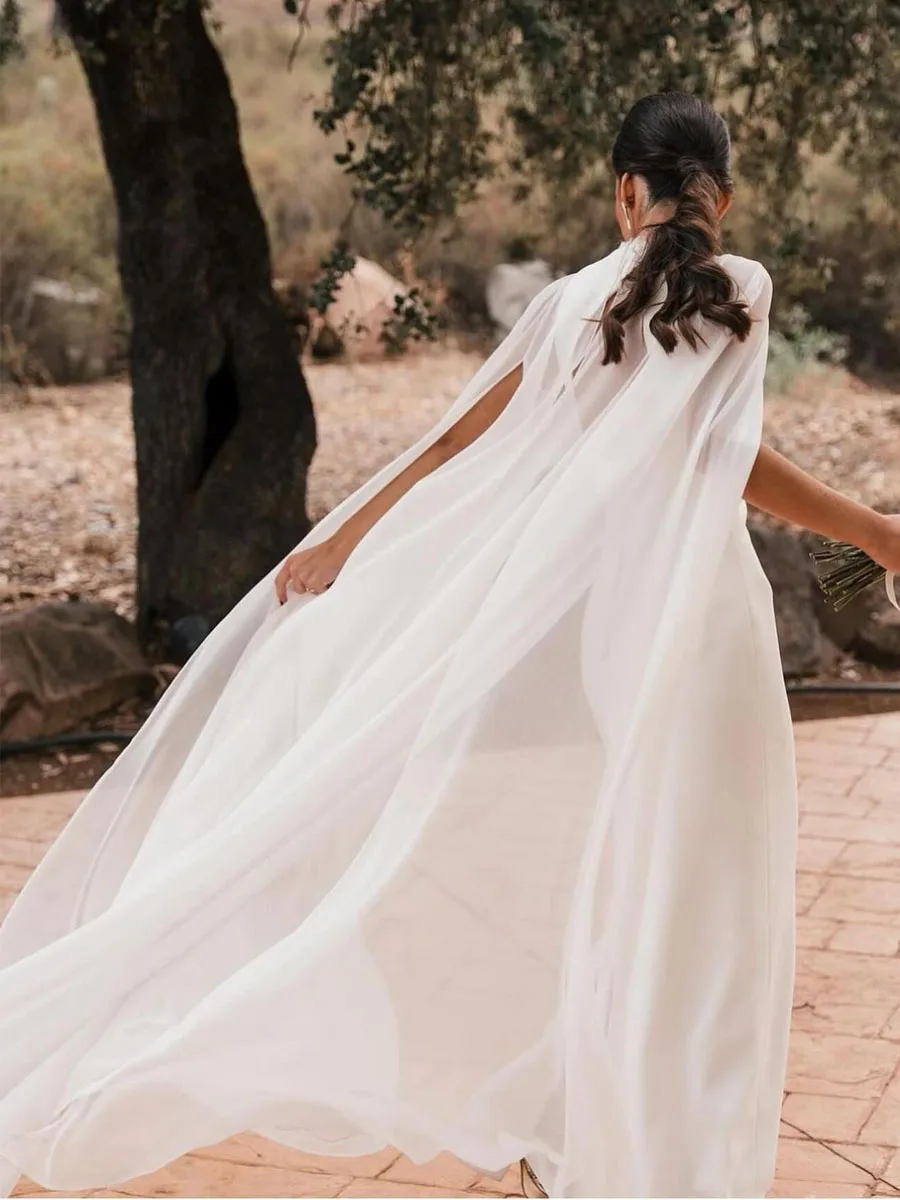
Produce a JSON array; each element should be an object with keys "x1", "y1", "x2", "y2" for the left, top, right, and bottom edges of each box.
[
  {"x1": 786, "y1": 682, "x2": 900, "y2": 695},
  {"x1": 0, "y1": 730, "x2": 135, "y2": 760}
]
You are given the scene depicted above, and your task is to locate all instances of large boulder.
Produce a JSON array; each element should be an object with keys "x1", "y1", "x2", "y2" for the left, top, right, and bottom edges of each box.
[
  {"x1": 0, "y1": 602, "x2": 156, "y2": 741},
  {"x1": 24, "y1": 277, "x2": 111, "y2": 384},
  {"x1": 840, "y1": 586, "x2": 900, "y2": 668},
  {"x1": 749, "y1": 524, "x2": 840, "y2": 678},
  {"x1": 486, "y1": 260, "x2": 555, "y2": 339},
  {"x1": 314, "y1": 258, "x2": 408, "y2": 359}
]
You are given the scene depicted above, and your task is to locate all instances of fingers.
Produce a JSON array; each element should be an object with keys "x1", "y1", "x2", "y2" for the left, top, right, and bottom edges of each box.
[
  {"x1": 275, "y1": 551, "x2": 338, "y2": 604},
  {"x1": 274, "y1": 565, "x2": 289, "y2": 605},
  {"x1": 295, "y1": 569, "x2": 331, "y2": 596}
]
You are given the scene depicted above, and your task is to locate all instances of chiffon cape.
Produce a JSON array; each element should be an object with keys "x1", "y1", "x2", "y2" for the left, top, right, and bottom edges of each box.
[{"x1": 0, "y1": 240, "x2": 797, "y2": 1198}]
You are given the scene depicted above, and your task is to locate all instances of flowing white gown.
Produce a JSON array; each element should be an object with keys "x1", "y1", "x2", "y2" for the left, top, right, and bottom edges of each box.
[{"x1": 0, "y1": 240, "x2": 797, "y2": 1199}]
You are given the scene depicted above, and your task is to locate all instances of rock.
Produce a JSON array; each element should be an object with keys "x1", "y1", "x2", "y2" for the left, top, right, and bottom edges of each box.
[
  {"x1": 315, "y1": 258, "x2": 408, "y2": 360},
  {"x1": 749, "y1": 523, "x2": 840, "y2": 678},
  {"x1": 78, "y1": 529, "x2": 118, "y2": 559},
  {"x1": 24, "y1": 277, "x2": 110, "y2": 384},
  {"x1": 0, "y1": 601, "x2": 155, "y2": 741},
  {"x1": 485, "y1": 260, "x2": 555, "y2": 338},
  {"x1": 166, "y1": 613, "x2": 212, "y2": 665},
  {"x1": 807, "y1": 542, "x2": 900, "y2": 668},
  {"x1": 310, "y1": 324, "x2": 344, "y2": 361},
  {"x1": 273, "y1": 278, "x2": 311, "y2": 357},
  {"x1": 849, "y1": 590, "x2": 900, "y2": 668}
]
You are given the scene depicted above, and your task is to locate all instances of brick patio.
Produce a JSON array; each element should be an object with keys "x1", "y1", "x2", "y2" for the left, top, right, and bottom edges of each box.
[{"x1": 2, "y1": 710, "x2": 899, "y2": 1199}]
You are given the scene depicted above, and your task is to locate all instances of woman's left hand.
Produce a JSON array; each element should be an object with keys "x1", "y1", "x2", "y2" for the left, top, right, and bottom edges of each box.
[{"x1": 274, "y1": 536, "x2": 353, "y2": 605}]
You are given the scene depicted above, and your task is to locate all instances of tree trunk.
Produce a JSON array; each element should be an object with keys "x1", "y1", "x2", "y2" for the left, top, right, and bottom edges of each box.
[{"x1": 57, "y1": 0, "x2": 317, "y2": 636}]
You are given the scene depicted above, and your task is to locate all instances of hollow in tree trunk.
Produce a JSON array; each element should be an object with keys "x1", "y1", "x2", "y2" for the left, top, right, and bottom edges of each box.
[{"x1": 56, "y1": 0, "x2": 317, "y2": 637}]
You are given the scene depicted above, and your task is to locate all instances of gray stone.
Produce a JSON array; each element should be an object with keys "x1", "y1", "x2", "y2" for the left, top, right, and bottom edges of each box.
[
  {"x1": 0, "y1": 602, "x2": 155, "y2": 741},
  {"x1": 850, "y1": 588, "x2": 900, "y2": 668},
  {"x1": 486, "y1": 260, "x2": 555, "y2": 338},
  {"x1": 24, "y1": 278, "x2": 111, "y2": 384},
  {"x1": 749, "y1": 523, "x2": 840, "y2": 678}
]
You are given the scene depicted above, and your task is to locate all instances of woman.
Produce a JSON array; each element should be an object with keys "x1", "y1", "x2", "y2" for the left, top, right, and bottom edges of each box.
[{"x1": 1, "y1": 92, "x2": 898, "y2": 1200}]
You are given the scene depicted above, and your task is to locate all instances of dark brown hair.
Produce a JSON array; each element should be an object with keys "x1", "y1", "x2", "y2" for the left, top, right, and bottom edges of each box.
[{"x1": 600, "y1": 92, "x2": 752, "y2": 365}]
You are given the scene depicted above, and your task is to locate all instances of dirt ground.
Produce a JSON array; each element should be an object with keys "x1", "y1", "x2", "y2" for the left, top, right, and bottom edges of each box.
[
  {"x1": 0, "y1": 346, "x2": 481, "y2": 618},
  {"x1": 3, "y1": 351, "x2": 899, "y2": 620},
  {"x1": 2, "y1": 349, "x2": 900, "y2": 796}
]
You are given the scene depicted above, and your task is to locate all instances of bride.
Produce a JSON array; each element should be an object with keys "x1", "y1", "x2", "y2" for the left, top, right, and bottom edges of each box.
[{"x1": 2, "y1": 92, "x2": 899, "y2": 1199}]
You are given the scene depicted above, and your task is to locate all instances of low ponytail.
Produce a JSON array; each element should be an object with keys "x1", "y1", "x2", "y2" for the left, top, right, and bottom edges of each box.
[{"x1": 600, "y1": 94, "x2": 753, "y2": 366}]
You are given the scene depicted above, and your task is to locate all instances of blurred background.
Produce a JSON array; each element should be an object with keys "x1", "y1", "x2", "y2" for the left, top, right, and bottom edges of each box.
[{"x1": 2, "y1": 0, "x2": 899, "y2": 795}]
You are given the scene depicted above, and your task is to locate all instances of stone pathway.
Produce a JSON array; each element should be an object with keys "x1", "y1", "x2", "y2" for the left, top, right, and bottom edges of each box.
[{"x1": 2, "y1": 710, "x2": 898, "y2": 1199}]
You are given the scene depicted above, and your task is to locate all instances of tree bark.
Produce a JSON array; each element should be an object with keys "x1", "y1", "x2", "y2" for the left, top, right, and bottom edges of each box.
[{"x1": 56, "y1": 0, "x2": 316, "y2": 635}]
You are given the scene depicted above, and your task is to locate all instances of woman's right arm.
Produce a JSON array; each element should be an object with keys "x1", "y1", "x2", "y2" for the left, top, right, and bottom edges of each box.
[
  {"x1": 275, "y1": 364, "x2": 523, "y2": 603},
  {"x1": 744, "y1": 444, "x2": 900, "y2": 572}
]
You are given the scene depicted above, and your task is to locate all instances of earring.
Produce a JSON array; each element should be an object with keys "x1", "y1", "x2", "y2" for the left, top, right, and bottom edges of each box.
[{"x1": 623, "y1": 202, "x2": 633, "y2": 237}]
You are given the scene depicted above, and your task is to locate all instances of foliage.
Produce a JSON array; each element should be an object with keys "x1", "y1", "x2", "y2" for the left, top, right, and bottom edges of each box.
[
  {"x1": 4, "y1": 2, "x2": 900, "y2": 376},
  {"x1": 308, "y1": 239, "x2": 358, "y2": 315},
  {"x1": 312, "y1": 1, "x2": 900, "y2": 226},
  {"x1": 380, "y1": 286, "x2": 438, "y2": 353},
  {"x1": 766, "y1": 305, "x2": 848, "y2": 395},
  {"x1": 309, "y1": 0, "x2": 900, "y2": 354}
]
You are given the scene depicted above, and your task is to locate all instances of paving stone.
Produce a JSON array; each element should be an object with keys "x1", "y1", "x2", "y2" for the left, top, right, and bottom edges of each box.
[
  {"x1": 808, "y1": 877, "x2": 900, "y2": 925},
  {"x1": 794, "y1": 949, "x2": 900, "y2": 1009},
  {"x1": 881, "y1": 1145, "x2": 900, "y2": 1187},
  {"x1": 0, "y1": 862, "x2": 32, "y2": 890},
  {"x1": 336, "y1": 1183, "x2": 472, "y2": 1198},
  {"x1": 791, "y1": 1000, "x2": 898, "y2": 1039},
  {"x1": 0, "y1": 794, "x2": 81, "y2": 841},
  {"x1": 3, "y1": 712, "x2": 900, "y2": 1198},
  {"x1": 797, "y1": 838, "x2": 846, "y2": 873},
  {"x1": 797, "y1": 788, "x2": 873, "y2": 817},
  {"x1": 379, "y1": 1153, "x2": 483, "y2": 1191},
  {"x1": 865, "y1": 715, "x2": 900, "y2": 749},
  {"x1": 858, "y1": 1071, "x2": 900, "y2": 1146},
  {"x1": 800, "y1": 813, "x2": 900, "y2": 843},
  {"x1": 795, "y1": 740, "x2": 888, "y2": 769},
  {"x1": 796, "y1": 772, "x2": 867, "y2": 798},
  {"x1": 829, "y1": 922, "x2": 900, "y2": 955},
  {"x1": 767, "y1": 1181, "x2": 869, "y2": 1197},
  {"x1": 473, "y1": 1165, "x2": 521, "y2": 1195},
  {"x1": 775, "y1": 1136, "x2": 875, "y2": 1183},
  {"x1": 0, "y1": 836, "x2": 49, "y2": 869},
  {"x1": 795, "y1": 917, "x2": 839, "y2": 949},
  {"x1": 786, "y1": 1031, "x2": 900, "y2": 1100},
  {"x1": 192, "y1": 1135, "x2": 400, "y2": 1178},
  {"x1": 796, "y1": 871, "x2": 828, "y2": 915},
  {"x1": 798, "y1": 761, "x2": 866, "y2": 791},
  {"x1": 122, "y1": 1155, "x2": 352, "y2": 1197},
  {"x1": 851, "y1": 768, "x2": 900, "y2": 803},
  {"x1": 781, "y1": 1093, "x2": 876, "y2": 1142},
  {"x1": 822, "y1": 1140, "x2": 894, "y2": 1175},
  {"x1": 795, "y1": 722, "x2": 871, "y2": 746}
]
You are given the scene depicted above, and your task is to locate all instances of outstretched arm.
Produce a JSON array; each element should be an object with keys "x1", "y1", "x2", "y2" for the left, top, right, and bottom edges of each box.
[
  {"x1": 744, "y1": 444, "x2": 900, "y2": 572},
  {"x1": 275, "y1": 365, "x2": 523, "y2": 603}
]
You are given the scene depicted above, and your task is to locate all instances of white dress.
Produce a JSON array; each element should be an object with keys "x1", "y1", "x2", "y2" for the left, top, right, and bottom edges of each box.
[{"x1": 0, "y1": 241, "x2": 797, "y2": 1198}]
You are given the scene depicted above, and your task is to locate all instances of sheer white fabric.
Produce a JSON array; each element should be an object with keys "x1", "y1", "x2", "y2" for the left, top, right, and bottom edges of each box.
[{"x1": 0, "y1": 241, "x2": 797, "y2": 1198}]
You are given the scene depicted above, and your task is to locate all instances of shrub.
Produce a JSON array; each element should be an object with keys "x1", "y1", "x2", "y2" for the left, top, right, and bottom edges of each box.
[{"x1": 766, "y1": 306, "x2": 848, "y2": 396}]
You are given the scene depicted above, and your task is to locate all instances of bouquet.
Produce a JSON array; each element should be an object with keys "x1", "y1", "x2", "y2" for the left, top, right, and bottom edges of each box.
[{"x1": 812, "y1": 539, "x2": 899, "y2": 613}]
